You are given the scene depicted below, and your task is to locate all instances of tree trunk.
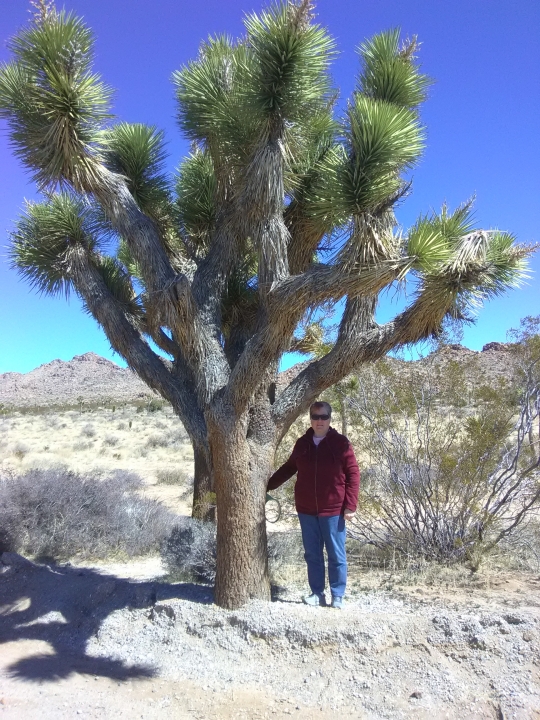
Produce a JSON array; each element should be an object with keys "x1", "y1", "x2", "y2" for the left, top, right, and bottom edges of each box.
[
  {"x1": 208, "y1": 409, "x2": 273, "y2": 609},
  {"x1": 191, "y1": 445, "x2": 215, "y2": 522}
]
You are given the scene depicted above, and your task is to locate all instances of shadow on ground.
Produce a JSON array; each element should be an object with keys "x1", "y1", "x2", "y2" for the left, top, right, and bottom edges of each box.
[{"x1": 0, "y1": 552, "x2": 213, "y2": 683}]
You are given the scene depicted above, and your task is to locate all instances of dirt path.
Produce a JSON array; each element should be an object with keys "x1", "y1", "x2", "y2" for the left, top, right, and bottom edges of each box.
[{"x1": 1, "y1": 553, "x2": 539, "y2": 719}]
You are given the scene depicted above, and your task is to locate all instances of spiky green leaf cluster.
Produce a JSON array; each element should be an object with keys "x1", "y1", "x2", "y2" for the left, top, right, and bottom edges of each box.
[
  {"x1": 10, "y1": 193, "x2": 100, "y2": 295},
  {"x1": 357, "y1": 29, "x2": 431, "y2": 108},
  {"x1": 338, "y1": 29, "x2": 428, "y2": 218},
  {"x1": 408, "y1": 202, "x2": 476, "y2": 272},
  {"x1": 92, "y1": 254, "x2": 141, "y2": 318},
  {"x1": 0, "y1": 10, "x2": 111, "y2": 188},
  {"x1": 173, "y1": 37, "x2": 256, "y2": 167},
  {"x1": 175, "y1": 149, "x2": 217, "y2": 252},
  {"x1": 221, "y1": 257, "x2": 258, "y2": 338},
  {"x1": 102, "y1": 123, "x2": 171, "y2": 220},
  {"x1": 10, "y1": 192, "x2": 141, "y2": 318},
  {"x1": 244, "y1": 1, "x2": 335, "y2": 120},
  {"x1": 342, "y1": 96, "x2": 424, "y2": 213}
]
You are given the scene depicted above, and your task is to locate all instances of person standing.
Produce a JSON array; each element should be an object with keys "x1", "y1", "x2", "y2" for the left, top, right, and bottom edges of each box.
[{"x1": 267, "y1": 401, "x2": 360, "y2": 608}]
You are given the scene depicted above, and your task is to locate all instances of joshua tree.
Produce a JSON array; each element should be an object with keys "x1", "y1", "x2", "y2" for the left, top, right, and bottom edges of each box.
[{"x1": 0, "y1": 1, "x2": 534, "y2": 608}]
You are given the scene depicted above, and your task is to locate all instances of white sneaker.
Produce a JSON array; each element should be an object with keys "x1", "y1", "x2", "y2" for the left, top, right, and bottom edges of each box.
[{"x1": 302, "y1": 592, "x2": 327, "y2": 607}]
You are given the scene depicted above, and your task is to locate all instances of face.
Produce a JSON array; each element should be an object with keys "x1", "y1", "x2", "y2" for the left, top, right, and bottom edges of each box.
[{"x1": 310, "y1": 407, "x2": 331, "y2": 437}]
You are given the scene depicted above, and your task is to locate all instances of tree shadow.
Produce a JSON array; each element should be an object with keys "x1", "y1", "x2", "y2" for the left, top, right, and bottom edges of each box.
[{"x1": 0, "y1": 553, "x2": 213, "y2": 683}]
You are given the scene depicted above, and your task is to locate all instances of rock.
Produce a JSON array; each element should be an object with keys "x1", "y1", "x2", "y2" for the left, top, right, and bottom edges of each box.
[
  {"x1": 150, "y1": 604, "x2": 176, "y2": 621},
  {"x1": 482, "y1": 342, "x2": 512, "y2": 352}
]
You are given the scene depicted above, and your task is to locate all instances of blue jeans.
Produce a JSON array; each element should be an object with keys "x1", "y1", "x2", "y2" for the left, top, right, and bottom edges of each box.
[{"x1": 298, "y1": 513, "x2": 347, "y2": 598}]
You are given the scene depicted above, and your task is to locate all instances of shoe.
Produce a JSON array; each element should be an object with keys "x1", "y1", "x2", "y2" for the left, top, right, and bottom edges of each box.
[
  {"x1": 331, "y1": 595, "x2": 343, "y2": 609},
  {"x1": 302, "y1": 592, "x2": 327, "y2": 607}
]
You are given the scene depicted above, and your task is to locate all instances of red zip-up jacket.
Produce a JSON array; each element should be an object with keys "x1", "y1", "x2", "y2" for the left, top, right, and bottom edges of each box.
[{"x1": 267, "y1": 427, "x2": 360, "y2": 516}]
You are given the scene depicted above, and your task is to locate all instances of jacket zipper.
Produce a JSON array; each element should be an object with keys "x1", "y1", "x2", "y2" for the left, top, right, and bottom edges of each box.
[{"x1": 314, "y1": 442, "x2": 319, "y2": 515}]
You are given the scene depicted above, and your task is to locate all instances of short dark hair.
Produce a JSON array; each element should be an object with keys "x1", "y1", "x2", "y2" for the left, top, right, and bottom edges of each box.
[{"x1": 309, "y1": 401, "x2": 332, "y2": 416}]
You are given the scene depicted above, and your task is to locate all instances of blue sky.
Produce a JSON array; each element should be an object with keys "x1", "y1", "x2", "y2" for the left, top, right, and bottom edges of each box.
[{"x1": 0, "y1": 0, "x2": 538, "y2": 374}]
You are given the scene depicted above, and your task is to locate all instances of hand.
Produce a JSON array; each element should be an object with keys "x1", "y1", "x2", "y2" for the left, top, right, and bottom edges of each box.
[{"x1": 344, "y1": 511, "x2": 355, "y2": 521}]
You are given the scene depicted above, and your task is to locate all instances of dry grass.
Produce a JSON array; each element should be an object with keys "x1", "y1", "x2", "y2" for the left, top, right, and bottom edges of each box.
[
  {"x1": 1, "y1": 401, "x2": 538, "y2": 591},
  {"x1": 0, "y1": 404, "x2": 193, "y2": 494}
]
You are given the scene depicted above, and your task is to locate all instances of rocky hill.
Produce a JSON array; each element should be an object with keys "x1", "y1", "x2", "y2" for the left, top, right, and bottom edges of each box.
[
  {"x1": 0, "y1": 343, "x2": 517, "y2": 411},
  {"x1": 0, "y1": 352, "x2": 155, "y2": 409}
]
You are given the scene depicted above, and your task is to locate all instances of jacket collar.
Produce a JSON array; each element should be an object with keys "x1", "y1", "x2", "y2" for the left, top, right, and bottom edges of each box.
[{"x1": 304, "y1": 426, "x2": 337, "y2": 443}]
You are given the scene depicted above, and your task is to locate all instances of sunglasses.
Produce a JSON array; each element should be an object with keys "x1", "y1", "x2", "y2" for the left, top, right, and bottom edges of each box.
[{"x1": 310, "y1": 413, "x2": 330, "y2": 421}]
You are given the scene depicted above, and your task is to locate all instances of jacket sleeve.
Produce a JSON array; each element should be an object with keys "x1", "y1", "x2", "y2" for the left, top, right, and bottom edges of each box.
[
  {"x1": 342, "y1": 441, "x2": 360, "y2": 513},
  {"x1": 267, "y1": 444, "x2": 299, "y2": 491}
]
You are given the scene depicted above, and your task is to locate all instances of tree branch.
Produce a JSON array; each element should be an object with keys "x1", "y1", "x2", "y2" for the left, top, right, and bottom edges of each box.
[
  {"x1": 69, "y1": 245, "x2": 208, "y2": 450},
  {"x1": 88, "y1": 167, "x2": 230, "y2": 403}
]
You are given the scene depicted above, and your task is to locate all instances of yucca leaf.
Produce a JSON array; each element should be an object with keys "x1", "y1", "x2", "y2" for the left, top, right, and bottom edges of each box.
[
  {"x1": 175, "y1": 149, "x2": 217, "y2": 252},
  {"x1": 341, "y1": 95, "x2": 424, "y2": 213},
  {"x1": 173, "y1": 36, "x2": 256, "y2": 165},
  {"x1": 0, "y1": 9, "x2": 111, "y2": 188},
  {"x1": 117, "y1": 238, "x2": 144, "y2": 285},
  {"x1": 357, "y1": 29, "x2": 432, "y2": 109},
  {"x1": 92, "y1": 254, "x2": 142, "y2": 318},
  {"x1": 244, "y1": 1, "x2": 335, "y2": 121},
  {"x1": 102, "y1": 123, "x2": 171, "y2": 220},
  {"x1": 408, "y1": 217, "x2": 451, "y2": 271},
  {"x1": 9, "y1": 192, "x2": 100, "y2": 296}
]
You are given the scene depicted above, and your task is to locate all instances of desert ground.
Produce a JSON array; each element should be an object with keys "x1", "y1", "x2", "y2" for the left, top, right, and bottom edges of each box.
[{"x1": 1, "y1": 401, "x2": 540, "y2": 719}]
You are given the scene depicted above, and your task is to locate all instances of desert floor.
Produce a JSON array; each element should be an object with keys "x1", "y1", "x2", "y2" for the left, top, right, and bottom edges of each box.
[{"x1": 1, "y1": 405, "x2": 540, "y2": 719}]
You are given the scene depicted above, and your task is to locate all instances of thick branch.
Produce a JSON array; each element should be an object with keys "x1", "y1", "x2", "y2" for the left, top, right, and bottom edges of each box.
[
  {"x1": 82, "y1": 167, "x2": 230, "y2": 403},
  {"x1": 271, "y1": 280, "x2": 468, "y2": 435},
  {"x1": 70, "y1": 247, "x2": 208, "y2": 449},
  {"x1": 225, "y1": 260, "x2": 405, "y2": 414}
]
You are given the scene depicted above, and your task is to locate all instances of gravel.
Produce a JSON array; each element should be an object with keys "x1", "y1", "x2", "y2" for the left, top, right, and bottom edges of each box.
[{"x1": 1, "y1": 552, "x2": 539, "y2": 718}]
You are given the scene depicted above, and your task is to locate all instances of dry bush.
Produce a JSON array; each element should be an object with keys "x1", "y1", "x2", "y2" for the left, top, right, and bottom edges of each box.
[
  {"x1": 146, "y1": 433, "x2": 170, "y2": 449},
  {"x1": 0, "y1": 467, "x2": 178, "y2": 561},
  {"x1": 103, "y1": 434, "x2": 120, "y2": 447},
  {"x1": 12, "y1": 442, "x2": 30, "y2": 460},
  {"x1": 72, "y1": 441, "x2": 92, "y2": 451},
  {"x1": 156, "y1": 468, "x2": 189, "y2": 485},
  {"x1": 162, "y1": 519, "x2": 216, "y2": 583},
  {"x1": 162, "y1": 520, "x2": 304, "y2": 585},
  {"x1": 344, "y1": 351, "x2": 540, "y2": 569}
]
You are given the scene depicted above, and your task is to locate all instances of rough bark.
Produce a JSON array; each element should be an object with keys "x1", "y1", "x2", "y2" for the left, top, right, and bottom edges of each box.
[
  {"x1": 191, "y1": 444, "x2": 215, "y2": 522},
  {"x1": 208, "y1": 403, "x2": 273, "y2": 609}
]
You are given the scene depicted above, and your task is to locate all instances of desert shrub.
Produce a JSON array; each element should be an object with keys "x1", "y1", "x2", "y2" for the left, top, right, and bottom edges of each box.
[
  {"x1": 267, "y1": 530, "x2": 304, "y2": 580},
  {"x1": 103, "y1": 434, "x2": 120, "y2": 447},
  {"x1": 146, "y1": 433, "x2": 170, "y2": 448},
  {"x1": 72, "y1": 441, "x2": 91, "y2": 451},
  {"x1": 0, "y1": 467, "x2": 177, "y2": 561},
  {"x1": 156, "y1": 468, "x2": 189, "y2": 485},
  {"x1": 170, "y1": 428, "x2": 188, "y2": 444},
  {"x1": 344, "y1": 343, "x2": 540, "y2": 569},
  {"x1": 12, "y1": 442, "x2": 30, "y2": 460},
  {"x1": 162, "y1": 520, "x2": 304, "y2": 585},
  {"x1": 147, "y1": 399, "x2": 165, "y2": 413},
  {"x1": 117, "y1": 421, "x2": 127, "y2": 430},
  {"x1": 162, "y1": 518, "x2": 217, "y2": 583},
  {"x1": 494, "y1": 521, "x2": 540, "y2": 572}
]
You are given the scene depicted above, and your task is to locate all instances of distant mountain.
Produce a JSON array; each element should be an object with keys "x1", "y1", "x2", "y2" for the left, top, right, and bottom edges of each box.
[
  {"x1": 0, "y1": 353, "x2": 155, "y2": 409},
  {"x1": 0, "y1": 343, "x2": 516, "y2": 411}
]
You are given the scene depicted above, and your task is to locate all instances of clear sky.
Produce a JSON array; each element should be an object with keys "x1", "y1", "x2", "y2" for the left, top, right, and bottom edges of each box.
[{"x1": 0, "y1": 0, "x2": 538, "y2": 374}]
